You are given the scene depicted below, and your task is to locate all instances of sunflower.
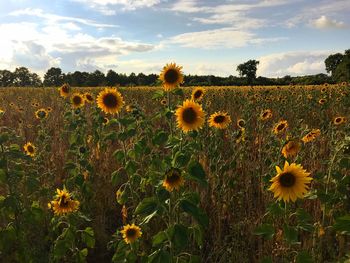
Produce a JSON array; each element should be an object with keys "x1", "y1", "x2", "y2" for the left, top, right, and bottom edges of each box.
[
  {"x1": 163, "y1": 168, "x2": 184, "y2": 192},
  {"x1": 208, "y1": 111, "x2": 231, "y2": 129},
  {"x1": 35, "y1": 108, "x2": 49, "y2": 120},
  {"x1": 175, "y1": 99, "x2": 205, "y2": 132},
  {"x1": 49, "y1": 188, "x2": 80, "y2": 216},
  {"x1": 97, "y1": 88, "x2": 124, "y2": 114},
  {"x1": 282, "y1": 140, "x2": 301, "y2": 159},
  {"x1": 333, "y1": 116, "x2": 347, "y2": 125},
  {"x1": 84, "y1": 92, "x2": 94, "y2": 103},
  {"x1": 47, "y1": 107, "x2": 53, "y2": 112},
  {"x1": 237, "y1": 118, "x2": 245, "y2": 129},
  {"x1": 71, "y1": 93, "x2": 85, "y2": 108},
  {"x1": 160, "y1": 99, "x2": 167, "y2": 106},
  {"x1": 120, "y1": 224, "x2": 142, "y2": 244},
  {"x1": 102, "y1": 117, "x2": 109, "y2": 125},
  {"x1": 260, "y1": 109, "x2": 272, "y2": 121},
  {"x1": 318, "y1": 98, "x2": 326, "y2": 105},
  {"x1": 269, "y1": 161, "x2": 312, "y2": 203},
  {"x1": 236, "y1": 128, "x2": 246, "y2": 143},
  {"x1": 302, "y1": 129, "x2": 321, "y2": 143},
  {"x1": 191, "y1": 87, "x2": 205, "y2": 101},
  {"x1": 0, "y1": 108, "x2": 4, "y2": 116},
  {"x1": 23, "y1": 142, "x2": 36, "y2": 157},
  {"x1": 59, "y1": 83, "x2": 70, "y2": 98},
  {"x1": 159, "y1": 63, "x2": 184, "y2": 91},
  {"x1": 273, "y1": 120, "x2": 288, "y2": 135}
]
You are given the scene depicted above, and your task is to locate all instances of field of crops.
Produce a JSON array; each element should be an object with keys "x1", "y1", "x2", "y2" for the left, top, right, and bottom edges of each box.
[{"x1": 0, "y1": 65, "x2": 350, "y2": 262}]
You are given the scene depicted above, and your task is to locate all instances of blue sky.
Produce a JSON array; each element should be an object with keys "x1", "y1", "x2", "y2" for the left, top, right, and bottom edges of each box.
[{"x1": 0, "y1": 0, "x2": 349, "y2": 77}]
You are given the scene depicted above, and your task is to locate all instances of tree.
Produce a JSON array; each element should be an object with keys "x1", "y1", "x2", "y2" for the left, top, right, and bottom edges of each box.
[
  {"x1": 86, "y1": 70, "x2": 105, "y2": 86},
  {"x1": 43, "y1": 67, "x2": 64, "y2": 86},
  {"x1": 236, "y1": 60, "x2": 259, "y2": 85},
  {"x1": 106, "y1": 70, "x2": 118, "y2": 86},
  {"x1": 325, "y1": 53, "x2": 343, "y2": 76},
  {"x1": 333, "y1": 55, "x2": 350, "y2": 83},
  {"x1": 13, "y1": 67, "x2": 32, "y2": 86},
  {"x1": 0, "y1": 70, "x2": 14, "y2": 87}
]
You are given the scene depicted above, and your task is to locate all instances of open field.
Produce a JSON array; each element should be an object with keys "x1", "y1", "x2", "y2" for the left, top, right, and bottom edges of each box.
[{"x1": 0, "y1": 84, "x2": 350, "y2": 262}]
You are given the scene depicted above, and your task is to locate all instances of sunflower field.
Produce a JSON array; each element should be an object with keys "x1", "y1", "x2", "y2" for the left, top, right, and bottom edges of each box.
[{"x1": 0, "y1": 63, "x2": 350, "y2": 263}]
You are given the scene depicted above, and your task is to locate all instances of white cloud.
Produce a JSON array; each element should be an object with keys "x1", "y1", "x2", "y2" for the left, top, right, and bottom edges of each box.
[
  {"x1": 257, "y1": 51, "x2": 330, "y2": 77},
  {"x1": 71, "y1": 0, "x2": 163, "y2": 13},
  {"x1": 9, "y1": 8, "x2": 118, "y2": 28},
  {"x1": 0, "y1": 20, "x2": 155, "y2": 75},
  {"x1": 311, "y1": 16, "x2": 346, "y2": 29},
  {"x1": 166, "y1": 27, "x2": 286, "y2": 49}
]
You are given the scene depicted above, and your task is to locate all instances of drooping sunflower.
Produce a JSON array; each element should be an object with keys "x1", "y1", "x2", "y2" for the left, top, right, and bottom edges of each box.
[
  {"x1": 282, "y1": 140, "x2": 301, "y2": 159},
  {"x1": 0, "y1": 108, "x2": 4, "y2": 116},
  {"x1": 208, "y1": 111, "x2": 231, "y2": 129},
  {"x1": 260, "y1": 109, "x2": 272, "y2": 121},
  {"x1": 23, "y1": 142, "x2": 36, "y2": 157},
  {"x1": 269, "y1": 161, "x2": 312, "y2": 203},
  {"x1": 318, "y1": 98, "x2": 326, "y2": 105},
  {"x1": 273, "y1": 120, "x2": 288, "y2": 135},
  {"x1": 333, "y1": 116, "x2": 347, "y2": 125},
  {"x1": 302, "y1": 129, "x2": 321, "y2": 143},
  {"x1": 120, "y1": 224, "x2": 142, "y2": 244},
  {"x1": 236, "y1": 128, "x2": 246, "y2": 143},
  {"x1": 49, "y1": 188, "x2": 80, "y2": 216},
  {"x1": 159, "y1": 63, "x2": 184, "y2": 91},
  {"x1": 191, "y1": 87, "x2": 205, "y2": 101},
  {"x1": 84, "y1": 92, "x2": 94, "y2": 103},
  {"x1": 175, "y1": 99, "x2": 205, "y2": 133},
  {"x1": 35, "y1": 108, "x2": 49, "y2": 120},
  {"x1": 97, "y1": 88, "x2": 124, "y2": 114},
  {"x1": 163, "y1": 168, "x2": 184, "y2": 192},
  {"x1": 102, "y1": 117, "x2": 109, "y2": 125},
  {"x1": 71, "y1": 93, "x2": 85, "y2": 108},
  {"x1": 237, "y1": 118, "x2": 245, "y2": 129},
  {"x1": 59, "y1": 83, "x2": 70, "y2": 98}
]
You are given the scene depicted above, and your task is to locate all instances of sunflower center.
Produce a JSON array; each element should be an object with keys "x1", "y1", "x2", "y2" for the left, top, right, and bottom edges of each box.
[
  {"x1": 164, "y1": 69, "x2": 179, "y2": 84},
  {"x1": 214, "y1": 115, "x2": 225, "y2": 123},
  {"x1": 27, "y1": 145, "x2": 34, "y2": 153},
  {"x1": 73, "y1": 96, "x2": 82, "y2": 105},
  {"x1": 103, "y1": 93, "x2": 118, "y2": 108},
  {"x1": 194, "y1": 91, "x2": 202, "y2": 99},
  {"x1": 166, "y1": 173, "x2": 181, "y2": 184},
  {"x1": 238, "y1": 120, "x2": 245, "y2": 127},
  {"x1": 86, "y1": 95, "x2": 93, "y2": 101},
  {"x1": 37, "y1": 111, "x2": 47, "y2": 118},
  {"x1": 277, "y1": 124, "x2": 285, "y2": 131},
  {"x1": 262, "y1": 112, "x2": 268, "y2": 117},
  {"x1": 279, "y1": 172, "x2": 296, "y2": 187},
  {"x1": 335, "y1": 118, "x2": 341, "y2": 123},
  {"x1": 59, "y1": 195, "x2": 69, "y2": 208},
  {"x1": 182, "y1": 107, "x2": 197, "y2": 124},
  {"x1": 62, "y1": 86, "x2": 69, "y2": 93},
  {"x1": 126, "y1": 228, "x2": 137, "y2": 238}
]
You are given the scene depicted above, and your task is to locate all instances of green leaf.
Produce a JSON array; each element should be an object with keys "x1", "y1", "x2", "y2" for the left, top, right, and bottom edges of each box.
[
  {"x1": 261, "y1": 257, "x2": 272, "y2": 263},
  {"x1": 113, "y1": 150, "x2": 125, "y2": 163},
  {"x1": 54, "y1": 239, "x2": 70, "y2": 259},
  {"x1": 0, "y1": 169, "x2": 6, "y2": 183},
  {"x1": 296, "y1": 251, "x2": 313, "y2": 263},
  {"x1": 148, "y1": 249, "x2": 171, "y2": 263},
  {"x1": 125, "y1": 160, "x2": 137, "y2": 176},
  {"x1": 135, "y1": 197, "x2": 158, "y2": 216},
  {"x1": 82, "y1": 227, "x2": 95, "y2": 248},
  {"x1": 180, "y1": 200, "x2": 208, "y2": 227},
  {"x1": 119, "y1": 117, "x2": 135, "y2": 126},
  {"x1": 283, "y1": 224, "x2": 299, "y2": 244},
  {"x1": 253, "y1": 224, "x2": 275, "y2": 240},
  {"x1": 172, "y1": 152, "x2": 190, "y2": 168},
  {"x1": 152, "y1": 231, "x2": 168, "y2": 247},
  {"x1": 187, "y1": 160, "x2": 207, "y2": 187},
  {"x1": 0, "y1": 132, "x2": 9, "y2": 144},
  {"x1": 266, "y1": 202, "x2": 284, "y2": 217},
  {"x1": 173, "y1": 224, "x2": 188, "y2": 251},
  {"x1": 152, "y1": 130, "x2": 168, "y2": 146},
  {"x1": 152, "y1": 90, "x2": 166, "y2": 100},
  {"x1": 339, "y1": 158, "x2": 350, "y2": 168},
  {"x1": 333, "y1": 215, "x2": 350, "y2": 234}
]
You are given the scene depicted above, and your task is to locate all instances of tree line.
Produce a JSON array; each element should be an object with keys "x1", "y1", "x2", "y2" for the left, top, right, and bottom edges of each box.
[{"x1": 0, "y1": 49, "x2": 349, "y2": 87}]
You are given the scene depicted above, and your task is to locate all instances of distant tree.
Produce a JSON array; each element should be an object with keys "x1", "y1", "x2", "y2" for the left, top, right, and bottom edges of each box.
[
  {"x1": 30, "y1": 73, "x2": 43, "y2": 87},
  {"x1": 86, "y1": 70, "x2": 105, "y2": 86},
  {"x1": 333, "y1": 55, "x2": 350, "y2": 82},
  {"x1": 43, "y1": 67, "x2": 64, "y2": 86},
  {"x1": 325, "y1": 53, "x2": 343, "y2": 76},
  {"x1": 13, "y1": 67, "x2": 32, "y2": 86},
  {"x1": 106, "y1": 70, "x2": 118, "y2": 86},
  {"x1": 0, "y1": 70, "x2": 14, "y2": 87},
  {"x1": 236, "y1": 60, "x2": 259, "y2": 85}
]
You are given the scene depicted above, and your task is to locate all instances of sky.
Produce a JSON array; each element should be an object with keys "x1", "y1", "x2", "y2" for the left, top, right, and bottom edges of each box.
[{"x1": 0, "y1": 0, "x2": 349, "y2": 78}]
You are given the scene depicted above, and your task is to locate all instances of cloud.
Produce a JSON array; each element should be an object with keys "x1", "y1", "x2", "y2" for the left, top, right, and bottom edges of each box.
[
  {"x1": 0, "y1": 20, "x2": 155, "y2": 75},
  {"x1": 166, "y1": 27, "x2": 287, "y2": 49},
  {"x1": 71, "y1": 0, "x2": 163, "y2": 14},
  {"x1": 257, "y1": 51, "x2": 330, "y2": 77},
  {"x1": 9, "y1": 8, "x2": 118, "y2": 28},
  {"x1": 311, "y1": 16, "x2": 346, "y2": 29}
]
